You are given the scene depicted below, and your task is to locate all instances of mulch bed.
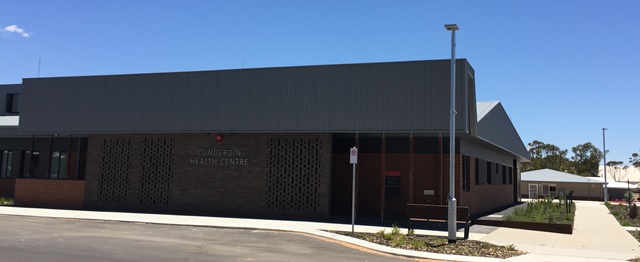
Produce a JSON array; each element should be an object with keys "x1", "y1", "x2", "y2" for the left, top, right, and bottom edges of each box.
[{"x1": 331, "y1": 231, "x2": 526, "y2": 259}]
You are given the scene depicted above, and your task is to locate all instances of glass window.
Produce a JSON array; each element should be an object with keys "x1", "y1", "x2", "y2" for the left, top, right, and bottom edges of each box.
[
  {"x1": 5, "y1": 94, "x2": 20, "y2": 113},
  {"x1": 1, "y1": 151, "x2": 12, "y2": 178},
  {"x1": 542, "y1": 184, "x2": 550, "y2": 195},
  {"x1": 508, "y1": 167, "x2": 513, "y2": 184},
  {"x1": 462, "y1": 156, "x2": 470, "y2": 191},
  {"x1": 50, "y1": 151, "x2": 68, "y2": 179},
  {"x1": 502, "y1": 165, "x2": 507, "y2": 184},
  {"x1": 59, "y1": 152, "x2": 68, "y2": 179},
  {"x1": 486, "y1": 161, "x2": 492, "y2": 185},
  {"x1": 50, "y1": 152, "x2": 60, "y2": 179},
  {"x1": 474, "y1": 159, "x2": 479, "y2": 185},
  {"x1": 30, "y1": 152, "x2": 40, "y2": 178}
]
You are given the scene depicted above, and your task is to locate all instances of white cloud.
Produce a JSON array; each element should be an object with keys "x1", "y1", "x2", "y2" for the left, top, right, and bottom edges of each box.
[{"x1": 2, "y1": 24, "x2": 31, "y2": 37}]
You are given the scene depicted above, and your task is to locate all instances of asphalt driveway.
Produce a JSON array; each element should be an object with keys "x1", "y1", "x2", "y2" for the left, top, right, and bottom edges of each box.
[{"x1": 0, "y1": 215, "x2": 416, "y2": 262}]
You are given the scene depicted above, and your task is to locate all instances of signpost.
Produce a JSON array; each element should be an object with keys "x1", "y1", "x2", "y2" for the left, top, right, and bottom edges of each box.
[{"x1": 350, "y1": 147, "x2": 358, "y2": 234}]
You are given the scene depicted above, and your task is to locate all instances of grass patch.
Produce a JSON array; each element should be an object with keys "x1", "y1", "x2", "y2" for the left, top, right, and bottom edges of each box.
[
  {"x1": 331, "y1": 225, "x2": 525, "y2": 259},
  {"x1": 606, "y1": 202, "x2": 639, "y2": 228},
  {"x1": 0, "y1": 197, "x2": 13, "y2": 206},
  {"x1": 505, "y1": 197, "x2": 575, "y2": 224}
]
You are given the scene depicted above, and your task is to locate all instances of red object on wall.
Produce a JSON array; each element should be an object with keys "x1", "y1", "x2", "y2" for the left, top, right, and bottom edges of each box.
[
  {"x1": 385, "y1": 171, "x2": 401, "y2": 177},
  {"x1": 216, "y1": 135, "x2": 222, "y2": 144}
]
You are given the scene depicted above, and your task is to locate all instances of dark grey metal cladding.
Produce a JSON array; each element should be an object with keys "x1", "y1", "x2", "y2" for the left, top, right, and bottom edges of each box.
[
  {"x1": 0, "y1": 84, "x2": 22, "y2": 116},
  {"x1": 19, "y1": 60, "x2": 474, "y2": 134},
  {"x1": 476, "y1": 102, "x2": 530, "y2": 161}
]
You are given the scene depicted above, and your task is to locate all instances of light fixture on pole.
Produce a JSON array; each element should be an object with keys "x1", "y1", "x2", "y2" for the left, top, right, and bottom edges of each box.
[
  {"x1": 602, "y1": 128, "x2": 608, "y2": 202},
  {"x1": 445, "y1": 23, "x2": 458, "y2": 244}
]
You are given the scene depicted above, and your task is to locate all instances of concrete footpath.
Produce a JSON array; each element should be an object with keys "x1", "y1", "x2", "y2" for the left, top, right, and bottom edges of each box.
[
  {"x1": 480, "y1": 201, "x2": 639, "y2": 261},
  {"x1": 0, "y1": 201, "x2": 638, "y2": 262}
]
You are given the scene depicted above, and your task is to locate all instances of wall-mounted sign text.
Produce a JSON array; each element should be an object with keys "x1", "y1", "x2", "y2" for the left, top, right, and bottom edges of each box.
[{"x1": 189, "y1": 148, "x2": 249, "y2": 165}]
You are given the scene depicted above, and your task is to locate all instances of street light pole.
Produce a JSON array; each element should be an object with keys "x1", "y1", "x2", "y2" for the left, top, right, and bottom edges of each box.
[
  {"x1": 445, "y1": 23, "x2": 459, "y2": 244},
  {"x1": 602, "y1": 128, "x2": 608, "y2": 203}
]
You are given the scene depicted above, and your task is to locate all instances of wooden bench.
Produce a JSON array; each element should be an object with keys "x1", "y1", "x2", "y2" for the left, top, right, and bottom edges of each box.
[{"x1": 406, "y1": 203, "x2": 471, "y2": 240}]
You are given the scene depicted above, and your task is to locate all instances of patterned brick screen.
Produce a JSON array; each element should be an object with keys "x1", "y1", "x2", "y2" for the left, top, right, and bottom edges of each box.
[
  {"x1": 267, "y1": 138, "x2": 321, "y2": 212},
  {"x1": 139, "y1": 138, "x2": 174, "y2": 205},
  {"x1": 98, "y1": 139, "x2": 131, "y2": 203}
]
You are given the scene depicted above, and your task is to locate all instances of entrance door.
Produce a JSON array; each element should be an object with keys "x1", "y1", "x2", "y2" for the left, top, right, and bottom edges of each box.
[{"x1": 528, "y1": 184, "x2": 538, "y2": 199}]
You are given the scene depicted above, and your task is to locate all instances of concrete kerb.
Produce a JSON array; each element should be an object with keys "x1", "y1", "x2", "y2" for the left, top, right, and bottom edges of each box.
[
  {"x1": 0, "y1": 206, "x2": 515, "y2": 262},
  {"x1": 624, "y1": 226, "x2": 640, "y2": 232}
]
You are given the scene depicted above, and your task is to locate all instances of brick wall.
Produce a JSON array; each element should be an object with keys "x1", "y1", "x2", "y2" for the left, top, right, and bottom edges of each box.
[
  {"x1": 459, "y1": 157, "x2": 516, "y2": 215},
  {"x1": 84, "y1": 133, "x2": 332, "y2": 220},
  {"x1": 13, "y1": 179, "x2": 85, "y2": 209},
  {"x1": 331, "y1": 153, "x2": 517, "y2": 219},
  {"x1": 0, "y1": 178, "x2": 15, "y2": 198}
]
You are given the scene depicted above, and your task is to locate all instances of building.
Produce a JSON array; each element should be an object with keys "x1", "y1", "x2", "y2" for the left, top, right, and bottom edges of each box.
[
  {"x1": 598, "y1": 165, "x2": 640, "y2": 184},
  {"x1": 589, "y1": 177, "x2": 638, "y2": 200},
  {"x1": 0, "y1": 59, "x2": 529, "y2": 221},
  {"x1": 521, "y1": 169, "x2": 604, "y2": 200}
]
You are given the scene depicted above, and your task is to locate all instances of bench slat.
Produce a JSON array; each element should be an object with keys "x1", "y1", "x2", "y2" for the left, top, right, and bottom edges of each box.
[{"x1": 406, "y1": 203, "x2": 470, "y2": 240}]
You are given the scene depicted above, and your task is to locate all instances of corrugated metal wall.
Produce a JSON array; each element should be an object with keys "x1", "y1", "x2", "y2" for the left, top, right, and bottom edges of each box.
[{"x1": 19, "y1": 60, "x2": 473, "y2": 134}]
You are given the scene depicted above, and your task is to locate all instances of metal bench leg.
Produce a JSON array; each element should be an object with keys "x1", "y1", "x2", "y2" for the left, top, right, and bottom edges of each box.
[{"x1": 464, "y1": 222, "x2": 469, "y2": 240}]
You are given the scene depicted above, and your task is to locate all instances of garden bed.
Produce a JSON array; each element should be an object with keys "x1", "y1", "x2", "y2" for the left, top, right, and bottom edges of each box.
[
  {"x1": 475, "y1": 198, "x2": 575, "y2": 234},
  {"x1": 330, "y1": 226, "x2": 526, "y2": 259}
]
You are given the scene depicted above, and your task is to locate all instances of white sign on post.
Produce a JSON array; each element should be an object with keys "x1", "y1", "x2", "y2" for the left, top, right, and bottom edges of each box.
[{"x1": 350, "y1": 147, "x2": 358, "y2": 164}]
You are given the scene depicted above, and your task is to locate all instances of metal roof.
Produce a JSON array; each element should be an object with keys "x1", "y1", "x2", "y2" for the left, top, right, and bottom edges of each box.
[
  {"x1": 522, "y1": 169, "x2": 604, "y2": 184},
  {"x1": 476, "y1": 101, "x2": 530, "y2": 161}
]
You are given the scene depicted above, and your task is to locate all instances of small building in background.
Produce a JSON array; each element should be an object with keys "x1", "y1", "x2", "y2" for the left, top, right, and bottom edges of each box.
[{"x1": 521, "y1": 169, "x2": 604, "y2": 200}]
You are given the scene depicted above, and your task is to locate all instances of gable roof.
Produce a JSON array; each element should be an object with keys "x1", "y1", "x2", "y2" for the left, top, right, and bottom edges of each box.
[
  {"x1": 475, "y1": 101, "x2": 530, "y2": 161},
  {"x1": 522, "y1": 169, "x2": 604, "y2": 184},
  {"x1": 476, "y1": 101, "x2": 499, "y2": 121}
]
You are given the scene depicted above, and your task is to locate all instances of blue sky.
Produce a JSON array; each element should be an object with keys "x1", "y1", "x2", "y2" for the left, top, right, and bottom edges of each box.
[{"x1": 1, "y1": 1, "x2": 638, "y2": 163}]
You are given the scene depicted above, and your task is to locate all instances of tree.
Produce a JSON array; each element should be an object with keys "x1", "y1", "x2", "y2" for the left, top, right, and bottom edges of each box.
[
  {"x1": 521, "y1": 140, "x2": 572, "y2": 172},
  {"x1": 571, "y1": 142, "x2": 603, "y2": 177},
  {"x1": 605, "y1": 161, "x2": 629, "y2": 182},
  {"x1": 630, "y1": 151, "x2": 640, "y2": 168}
]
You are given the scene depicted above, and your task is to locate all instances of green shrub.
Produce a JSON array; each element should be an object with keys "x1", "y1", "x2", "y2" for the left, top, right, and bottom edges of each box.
[
  {"x1": 391, "y1": 224, "x2": 401, "y2": 236},
  {"x1": 505, "y1": 197, "x2": 575, "y2": 224},
  {"x1": 624, "y1": 191, "x2": 634, "y2": 202},
  {"x1": 0, "y1": 197, "x2": 13, "y2": 206}
]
